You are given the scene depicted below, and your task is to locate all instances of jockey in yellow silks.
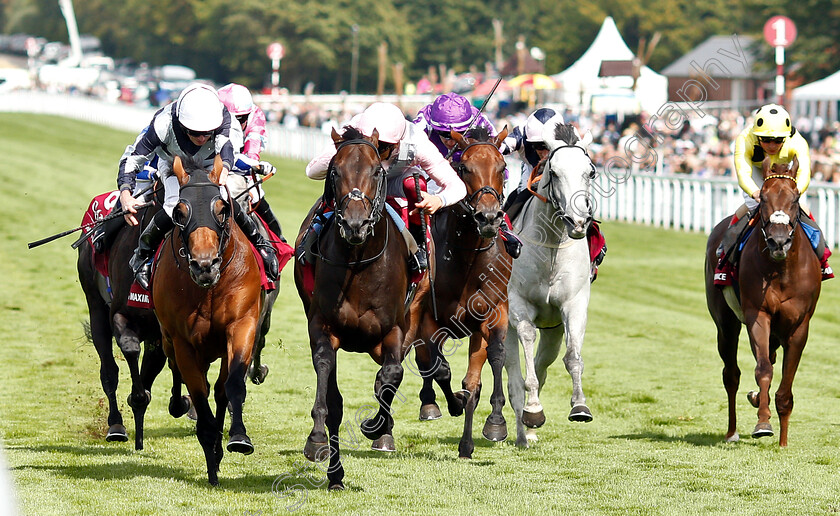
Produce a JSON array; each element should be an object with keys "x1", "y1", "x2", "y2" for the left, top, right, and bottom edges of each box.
[{"x1": 717, "y1": 104, "x2": 832, "y2": 280}]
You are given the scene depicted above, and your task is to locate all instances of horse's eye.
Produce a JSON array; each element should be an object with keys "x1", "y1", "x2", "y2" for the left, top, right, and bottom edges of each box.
[
  {"x1": 173, "y1": 203, "x2": 189, "y2": 228},
  {"x1": 214, "y1": 200, "x2": 229, "y2": 225}
]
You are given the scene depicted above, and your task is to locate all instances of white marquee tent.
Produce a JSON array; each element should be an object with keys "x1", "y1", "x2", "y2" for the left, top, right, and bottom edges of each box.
[
  {"x1": 792, "y1": 69, "x2": 840, "y2": 123},
  {"x1": 552, "y1": 16, "x2": 668, "y2": 114}
]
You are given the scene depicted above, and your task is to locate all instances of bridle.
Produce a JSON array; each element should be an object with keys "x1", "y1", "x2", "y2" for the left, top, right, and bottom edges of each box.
[
  {"x1": 327, "y1": 139, "x2": 387, "y2": 242},
  {"x1": 758, "y1": 174, "x2": 799, "y2": 245},
  {"x1": 454, "y1": 141, "x2": 505, "y2": 230},
  {"x1": 172, "y1": 175, "x2": 232, "y2": 271},
  {"x1": 539, "y1": 144, "x2": 597, "y2": 229}
]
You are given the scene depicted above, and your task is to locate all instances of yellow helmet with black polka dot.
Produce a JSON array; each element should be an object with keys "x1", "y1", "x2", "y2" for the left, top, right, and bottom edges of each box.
[{"x1": 752, "y1": 104, "x2": 793, "y2": 138}]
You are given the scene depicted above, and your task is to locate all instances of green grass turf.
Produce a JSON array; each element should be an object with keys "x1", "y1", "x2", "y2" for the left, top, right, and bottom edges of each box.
[{"x1": 2, "y1": 114, "x2": 840, "y2": 515}]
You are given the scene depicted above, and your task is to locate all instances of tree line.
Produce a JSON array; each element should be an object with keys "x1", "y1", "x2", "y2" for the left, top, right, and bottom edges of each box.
[{"x1": 2, "y1": 0, "x2": 838, "y2": 93}]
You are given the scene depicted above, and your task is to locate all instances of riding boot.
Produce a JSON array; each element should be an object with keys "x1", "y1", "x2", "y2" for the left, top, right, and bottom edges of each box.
[
  {"x1": 254, "y1": 199, "x2": 286, "y2": 243},
  {"x1": 499, "y1": 214, "x2": 522, "y2": 259},
  {"x1": 719, "y1": 205, "x2": 752, "y2": 264},
  {"x1": 503, "y1": 189, "x2": 528, "y2": 222},
  {"x1": 408, "y1": 223, "x2": 428, "y2": 274},
  {"x1": 234, "y1": 203, "x2": 279, "y2": 282},
  {"x1": 129, "y1": 210, "x2": 173, "y2": 291},
  {"x1": 799, "y1": 210, "x2": 834, "y2": 280}
]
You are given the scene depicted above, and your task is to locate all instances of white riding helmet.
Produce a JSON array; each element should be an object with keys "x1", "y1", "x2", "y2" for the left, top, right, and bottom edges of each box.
[
  {"x1": 217, "y1": 83, "x2": 254, "y2": 117},
  {"x1": 524, "y1": 107, "x2": 563, "y2": 142},
  {"x1": 176, "y1": 83, "x2": 223, "y2": 132},
  {"x1": 357, "y1": 102, "x2": 408, "y2": 144}
]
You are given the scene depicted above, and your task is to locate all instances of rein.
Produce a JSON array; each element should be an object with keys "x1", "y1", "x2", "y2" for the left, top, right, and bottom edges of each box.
[{"x1": 312, "y1": 215, "x2": 391, "y2": 267}]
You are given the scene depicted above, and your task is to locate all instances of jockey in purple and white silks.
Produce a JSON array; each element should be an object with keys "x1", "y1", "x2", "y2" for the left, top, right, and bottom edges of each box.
[
  {"x1": 118, "y1": 83, "x2": 279, "y2": 289},
  {"x1": 415, "y1": 92, "x2": 522, "y2": 258},
  {"x1": 304, "y1": 102, "x2": 467, "y2": 273},
  {"x1": 218, "y1": 83, "x2": 285, "y2": 241}
]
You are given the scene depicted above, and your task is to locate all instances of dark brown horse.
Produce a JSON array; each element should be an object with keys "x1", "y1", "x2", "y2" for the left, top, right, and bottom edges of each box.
[
  {"x1": 406, "y1": 126, "x2": 511, "y2": 458},
  {"x1": 294, "y1": 126, "x2": 423, "y2": 490},
  {"x1": 77, "y1": 194, "x2": 168, "y2": 450},
  {"x1": 705, "y1": 158, "x2": 821, "y2": 446},
  {"x1": 153, "y1": 156, "x2": 264, "y2": 485}
]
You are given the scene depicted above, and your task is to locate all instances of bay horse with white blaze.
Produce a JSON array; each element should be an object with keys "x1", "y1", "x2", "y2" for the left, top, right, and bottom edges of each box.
[
  {"x1": 294, "y1": 126, "x2": 424, "y2": 490},
  {"x1": 705, "y1": 158, "x2": 821, "y2": 446},
  {"x1": 408, "y1": 126, "x2": 511, "y2": 458},
  {"x1": 504, "y1": 123, "x2": 597, "y2": 447},
  {"x1": 153, "y1": 155, "x2": 265, "y2": 485}
]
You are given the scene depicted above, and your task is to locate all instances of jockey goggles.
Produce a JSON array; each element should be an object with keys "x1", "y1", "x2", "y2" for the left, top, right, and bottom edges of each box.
[
  {"x1": 758, "y1": 136, "x2": 785, "y2": 144},
  {"x1": 186, "y1": 128, "x2": 214, "y2": 138}
]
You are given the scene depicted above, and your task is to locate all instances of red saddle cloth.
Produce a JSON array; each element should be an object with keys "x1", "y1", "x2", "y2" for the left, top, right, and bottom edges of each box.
[
  {"x1": 587, "y1": 221, "x2": 606, "y2": 263},
  {"x1": 81, "y1": 191, "x2": 120, "y2": 277}
]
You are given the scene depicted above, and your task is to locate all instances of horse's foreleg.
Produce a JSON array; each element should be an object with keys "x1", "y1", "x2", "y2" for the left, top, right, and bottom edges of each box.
[
  {"x1": 775, "y1": 320, "x2": 810, "y2": 447},
  {"x1": 482, "y1": 318, "x2": 508, "y2": 443},
  {"x1": 458, "y1": 333, "x2": 486, "y2": 459},
  {"x1": 113, "y1": 313, "x2": 150, "y2": 450},
  {"x1": 362, "y1": 327, "x2": 404, "y2": 449},
  {"x1": 324, "y1": 365, "x2": 345, "y2": 490},
  {"x1": 746, "y1": 312, "x2": 775, "y2": 439},
  {"x1": 559, "y1": 297, "x2": 592, "y2": 422},
  {"x1": 166, "y1": 357, "x2": 192, "y2": 419},
  {"x1": 172, "y1": 340, "x2": 218, "y2": 485},
  {"x1": 225, "y1": 319, "x2": 257, "y2": 455},
  {"x1": 305, "y1": 322, "x2": 336, "y2": 463},
  {"x1": 504, "y1": 327, "x2": 529, "y2": 447},
  {"x1": 715, "y1": 313, "x2": 742, "y2": 442},
  {"x1": 516, "y1": 319, "x2": 545, "y2": 428},
  {"x1": 212, "y1": 367, "x2": 227, "y2": 471},
  {"x1": 411, "y1": 335, "x2": 443, "y2": 420}
]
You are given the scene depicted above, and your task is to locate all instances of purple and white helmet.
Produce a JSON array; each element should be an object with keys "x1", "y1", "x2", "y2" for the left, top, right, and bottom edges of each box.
[{"x1": 429, "y1": 93, "x2": 473, "y2": 133}]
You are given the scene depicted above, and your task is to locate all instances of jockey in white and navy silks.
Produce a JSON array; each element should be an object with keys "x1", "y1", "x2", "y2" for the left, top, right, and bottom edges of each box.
[
  {"x1": 119, "y1": 83, "x2": 279, "y2": 289},
  {"x1": 413, "y1": 92, "x2": 496, "y2": 163},
  {"x1": 218, "y1": 83, "x2": 285, "y2": 240},
  {"x1": 303, "y1": 102, "x2": 467, "y2": 273}
]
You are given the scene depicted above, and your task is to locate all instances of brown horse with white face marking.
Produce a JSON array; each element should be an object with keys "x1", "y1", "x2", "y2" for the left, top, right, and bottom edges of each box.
[
  {"x1": 406, "y1": 126, "x2": 512, "y2": 459},
  {"x1": 705, "y1": 157, "x2": 821, "y2": 446},
  {"x1": 153, "y1": 156, "x2": 264, "y2": 485}
]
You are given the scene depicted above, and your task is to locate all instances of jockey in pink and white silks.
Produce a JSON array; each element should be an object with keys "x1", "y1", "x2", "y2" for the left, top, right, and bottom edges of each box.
[
  {"x1": 119, "y1": 83, "x2": 279, "y2": 290},
  {"x1": 413, "y1": 92, "x2": 522, "y2": 258},
  {"x1": 304, "y1": 102, "x2": 467, "y2": 273},
  {"x1": 218, "y1": 83, "x2": 286, "y2": 241}
]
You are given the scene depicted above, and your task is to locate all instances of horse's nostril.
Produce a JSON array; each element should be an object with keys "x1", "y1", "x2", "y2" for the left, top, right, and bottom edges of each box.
[{"x1": 211, "y1": 256, "x2": 222, "y2": 267}]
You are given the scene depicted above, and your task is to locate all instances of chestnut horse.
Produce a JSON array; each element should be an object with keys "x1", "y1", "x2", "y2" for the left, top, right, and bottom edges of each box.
[
  {"x1": 153, "y1": 156, "x2": 264, "y2": 485},
  {"x1": 705, "y1": 158, "x2": 822, "y2": 446},
  {"x1": 407, "y1": 126, "x2": 511, "y2": 458},
  {"x1": 294, "y1": 126, "x2": 422, "y2": 490},
  {"x1": 77, "y1": 197, "x2": 167, "y2": 450}
]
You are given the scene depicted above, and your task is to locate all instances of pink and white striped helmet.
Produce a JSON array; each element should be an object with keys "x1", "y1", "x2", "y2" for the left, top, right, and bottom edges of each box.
[{"x1": 217, "y1": 83, "x2": 254, "y2": 116}]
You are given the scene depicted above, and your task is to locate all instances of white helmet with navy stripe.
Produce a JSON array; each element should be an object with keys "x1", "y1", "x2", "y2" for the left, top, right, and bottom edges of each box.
[{"x1": 176, "y1": 83, "x2": 223, "y2": 132}]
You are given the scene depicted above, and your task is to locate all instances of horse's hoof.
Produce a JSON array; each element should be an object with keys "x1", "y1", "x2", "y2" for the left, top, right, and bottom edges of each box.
[
  {"x1": 371, "y1": 434, "x2": 395, "y2": 452},
  {"x1": 303, "y1": 437, "x2": 329, "y2": 462},
  {"x1": 168, "y1": 395, "x2": 190, "y2": 418},
  {"x1": 250, "y1": 364, "x2": 269, "y2": 385},
  {"x1": 419, "y1": 403, "x2": 442, "y2": 421},
  {"x1": 186, "y1": 397, "x2": 198, "y2": 421},
  {"x1": 105, "y1": 424, "x2": 128, "y2": 442},
  {"x1": 450, "y1": 390, "x2": 469, "y2": 417},
  {"x1": 747, "y1": 391, "x2": 759, "y2": 408},
  {"x1": 569, "y1": 405, "x2": 593, "y2": 422},
  {"x1": 482, "y1": 420, "x2": 508, "y2": 442},
  {"x1": 752, "y1": 422, "x2": 774, "y2": 438},
  {"x1": 725, "y1": 432, "x2": 740, "y2": 443},
  {"x1": 522, "y1": 409, "x2": 546, "y2": 428},
  {"x1": 515, "y1": 436, "x2": 530, "y2": 448},
  {"x1": 329, "y1": 482, "x2": 345, "y2": 491},
  {"x1": 227, "y1": 434, "x2": 254, "y2": 455}
]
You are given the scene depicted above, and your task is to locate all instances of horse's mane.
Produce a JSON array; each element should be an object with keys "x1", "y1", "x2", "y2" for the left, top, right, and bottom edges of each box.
[
  {"x1": 341, "y1": 126, "x2": 365, "y2": 141},
  {"x1": 466, "y1": 126, "x2": 491, "y2": 142},
  {"x1": 553, "y1": 123, "x2": 580, "y2": 145}
]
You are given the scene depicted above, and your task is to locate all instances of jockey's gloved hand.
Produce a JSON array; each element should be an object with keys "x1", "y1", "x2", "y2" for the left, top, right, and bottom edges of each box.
[{"x1": 257, "y1": 162, "x2": 276, "y2": 176}]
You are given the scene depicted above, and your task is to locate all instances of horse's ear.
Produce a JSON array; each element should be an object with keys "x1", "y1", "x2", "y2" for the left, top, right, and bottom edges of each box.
[
  {"x1": 370, "y1": 128, "x2": 379, "y2": 148},
  {"x1": 451, "y1": 130, "x2": 468, "y2": 149},
  {"x1": 761, "y1": 157, "x2": 773, "y2": 179},
  {"x1": 208, "y1": 155, "x2": 224, "y2": 184},
  {"x1": 580, "y1": 130, "x2": 594, "y2": 149},
  {"x1": 494, "y1": 125, "x2": 509, "y2": 148},
  {"x1": 791, "y1": 156, "x2": 799, "y2": 176},
  {"x1": 173, "y1": 156, "x2": 189, "y2": 185},
  {"x1": 331, "y1": 127, "x2": 342, "y2": 146}
]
